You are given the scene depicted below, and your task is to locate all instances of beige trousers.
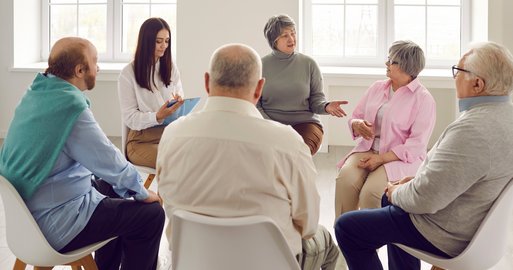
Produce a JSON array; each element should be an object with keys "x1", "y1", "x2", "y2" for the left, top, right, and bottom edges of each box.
[
  {"x1": 334, "y1": 151, "x2": 389, "y2": 219},
  {"x1": 126, "y1": 125, "x2": 165, "y2": 169},
  {"x1": 297, "y1": 225, "x2": 340, "y2": 270}
]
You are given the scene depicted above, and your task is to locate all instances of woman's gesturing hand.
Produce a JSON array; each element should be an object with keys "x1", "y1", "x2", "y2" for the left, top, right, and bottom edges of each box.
[{"x1": 326, "y1": 100, "x2": 349, "y2": 117}]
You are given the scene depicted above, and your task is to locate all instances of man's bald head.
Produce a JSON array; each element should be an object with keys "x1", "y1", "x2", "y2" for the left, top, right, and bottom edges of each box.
[
  {"x1": 208, "y1": 44, "x2": 262, "y2": 97},
  {"x1": 45, "y1": 37, "x2": 95, "y2": 80}
]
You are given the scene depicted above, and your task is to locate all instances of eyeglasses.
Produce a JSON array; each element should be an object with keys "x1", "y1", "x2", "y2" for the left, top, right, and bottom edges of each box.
[
  {"x1": 386, "y1": 58, "x2": 398, "y2": 65},
  {"x1": 451, "y1": 65, "x2": 474, "y2": 79}
]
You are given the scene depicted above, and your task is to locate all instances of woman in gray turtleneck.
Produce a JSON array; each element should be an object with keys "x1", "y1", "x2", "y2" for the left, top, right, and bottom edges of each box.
[{"x1": 258, "y1": 14, "x2": 348, "y2": 155}]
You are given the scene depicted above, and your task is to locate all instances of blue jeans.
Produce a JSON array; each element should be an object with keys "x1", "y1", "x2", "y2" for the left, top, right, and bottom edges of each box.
[{"x1": 334, "y1": 195, "x2": 450, "y2": 270}]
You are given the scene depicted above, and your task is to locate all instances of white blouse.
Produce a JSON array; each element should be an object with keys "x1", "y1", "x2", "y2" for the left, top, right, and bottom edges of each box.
[{"x1": 118, "y1": 61, "x2": 184, "y2": 131}]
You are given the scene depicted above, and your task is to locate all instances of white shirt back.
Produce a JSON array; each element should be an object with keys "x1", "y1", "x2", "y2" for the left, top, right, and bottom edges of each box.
[{"x1": 157, "y1": 96, "x2": 320, "y2": 255}]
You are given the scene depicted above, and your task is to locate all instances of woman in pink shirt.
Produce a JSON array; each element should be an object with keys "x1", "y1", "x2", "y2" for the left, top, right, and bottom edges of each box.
[{"x1": 334, "y1": 40, "x2": 436, "y2": 219}]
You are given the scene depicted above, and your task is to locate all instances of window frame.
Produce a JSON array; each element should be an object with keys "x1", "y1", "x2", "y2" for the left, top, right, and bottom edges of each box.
[
  {"x1": 41, "y1": 0, "x2": 177, "y2": 63},
  {"x1": 302, "y1": 0, "x2": 471, "y2": 69}
]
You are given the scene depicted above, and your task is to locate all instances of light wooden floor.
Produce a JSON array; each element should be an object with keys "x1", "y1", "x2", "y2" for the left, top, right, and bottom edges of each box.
[{"x1": 0, "y1": 139, "x2": 511, "y2": 269}]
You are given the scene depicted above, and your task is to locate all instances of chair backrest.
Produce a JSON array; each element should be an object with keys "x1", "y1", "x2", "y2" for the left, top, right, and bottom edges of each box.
[
  {"x1": 0, "y1": 175, "x2": 113, "y2": 266},
  {"x1": 171, "y1": 209, "x2": 301, "y2": 270},
  {"x1": 396, "y1": 179, "x2": 513, "y2": 270},
  {"x1": 0, "y1": 174, "x2": 66, "y2": 265},
  {"x1": 455, "y1": 179, "x2": 513, "y2": 267}
]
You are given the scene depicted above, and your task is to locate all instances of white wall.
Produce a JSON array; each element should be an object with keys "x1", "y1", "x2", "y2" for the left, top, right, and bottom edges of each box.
[
  {"x1": 488, "y1": 0, "x2": 513, "y2": 47},
  {"x1": 1, "y1": 0, "x2": 512, "y2": 148},
  {"x1": 13, "y1": 0, "x2": 40, "y2": 66},
  {"x1": 0, "y1": 1, "x2": 21, "y2": 138},
  {"x1": 177, "y1": 0, "x2": 299, "y2": 101}
]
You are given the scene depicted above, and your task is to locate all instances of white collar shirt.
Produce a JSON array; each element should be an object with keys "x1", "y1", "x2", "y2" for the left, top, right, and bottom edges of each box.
[
  {"x1": 118, "y1": 61, "x2": 184, "y2": 131},
  {"x1": 157, "y1": 96, "x2": 320, "y2": 255}
]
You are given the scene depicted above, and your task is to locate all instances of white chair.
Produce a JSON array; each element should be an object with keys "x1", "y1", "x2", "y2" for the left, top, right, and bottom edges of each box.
[
  {"x1": 0, "y1": 175, "x2": 115, "y2": 270},
  {"x1": 171, "y1": 209, "x2": 301, "y2": 270},
  {"x1": 395, "y1": 180, "x2": 513, "y2": 270},
  {"x1": 121, "y1": 123, "x2": 156, "y2": 189}
]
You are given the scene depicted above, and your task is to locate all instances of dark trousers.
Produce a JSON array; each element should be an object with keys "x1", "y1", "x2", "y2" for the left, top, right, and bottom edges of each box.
[
  {"x1": 334, "y1": 195, "x2": 450, "y2": 270},
  {"x1": 59, "y1": 179, "x2": 165, "y2": 270}
]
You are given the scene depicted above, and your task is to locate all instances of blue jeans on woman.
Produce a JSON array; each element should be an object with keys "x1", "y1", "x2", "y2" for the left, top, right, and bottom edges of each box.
[{"x1": 334, "y1": 195, "x2": 450, "y2": 270}]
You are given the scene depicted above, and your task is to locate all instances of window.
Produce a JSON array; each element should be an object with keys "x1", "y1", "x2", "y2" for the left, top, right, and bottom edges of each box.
[
  {"x1": 303, "y1": 0, "x2": 469, "y2": 68},
  {"x1": 42, "y1": 0, "x2": 177, "y2": 62}
]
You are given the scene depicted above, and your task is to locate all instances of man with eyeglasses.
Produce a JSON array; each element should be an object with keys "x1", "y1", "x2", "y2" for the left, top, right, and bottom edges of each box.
[{"x1": 334, "y1": 41, "x2": 513, "y2": 270}]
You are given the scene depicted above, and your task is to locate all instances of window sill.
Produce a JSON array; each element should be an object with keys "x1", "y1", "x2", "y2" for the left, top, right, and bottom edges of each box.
[
  {"x1": 321, "y1": 66, "x2": 455, "y2": 88},
  {"x1": 10, "y1": 63, "x2": 455, "y2": 87},
  {"x1": 10, "y1": 62, "x2": 129, "y2": 81}
]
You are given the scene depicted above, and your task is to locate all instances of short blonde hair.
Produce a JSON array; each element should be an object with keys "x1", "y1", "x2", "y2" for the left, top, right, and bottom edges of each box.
[{"x1": 464, "y1": 41, "x2": 513, "y2": 96}]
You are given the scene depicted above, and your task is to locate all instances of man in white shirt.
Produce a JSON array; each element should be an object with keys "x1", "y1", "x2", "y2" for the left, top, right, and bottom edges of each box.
[{"x1": 157, "y1": 43, "x2": 339, "y2": 269}]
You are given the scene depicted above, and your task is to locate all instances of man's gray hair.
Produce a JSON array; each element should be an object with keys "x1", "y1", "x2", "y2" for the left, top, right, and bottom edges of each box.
[
  {"x1": 263, "y1": 14, "x2": 296, "y2": 49},
  {"x1": 209, "y1": 44, "x2": 262, "y2": 93},
  {"x1": 464, "y1": 41, "x2": 513, "y2": 96},
  {"x1": 389, "y1": 40, "x2": 425, "y2": 79}
]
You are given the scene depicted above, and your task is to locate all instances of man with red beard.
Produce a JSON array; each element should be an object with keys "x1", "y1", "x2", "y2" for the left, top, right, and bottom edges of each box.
[{"x1": 0, "y1": 37, "x2": 163, "y2": 270}]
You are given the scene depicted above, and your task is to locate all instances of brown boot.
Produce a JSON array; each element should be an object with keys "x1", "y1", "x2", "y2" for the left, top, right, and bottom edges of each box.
[{"x1": 431, "y1": 266, "x2": 445, "y2": 270}]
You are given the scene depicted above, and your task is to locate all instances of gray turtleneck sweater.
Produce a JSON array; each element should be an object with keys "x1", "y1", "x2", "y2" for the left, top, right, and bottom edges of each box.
[{"x1": 257, "y1": 50, "x2": 328, "y2": 126}]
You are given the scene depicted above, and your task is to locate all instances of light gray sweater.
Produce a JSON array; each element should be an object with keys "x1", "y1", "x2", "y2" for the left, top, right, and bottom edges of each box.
[
  {"x1": 258, "y1": 50, "x2": 328, "y2": 126},
  {"x1": 392, "y1": 97, "x2": 513, "y2": 257}
]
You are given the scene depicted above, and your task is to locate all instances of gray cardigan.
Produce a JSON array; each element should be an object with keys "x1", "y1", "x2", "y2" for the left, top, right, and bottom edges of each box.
[
  {"x1": 393, "y1": 97, "x2": 513, "y2": 257},
  {"x1": 258, "y1": 50, "x2": 328, "y2": 126}
]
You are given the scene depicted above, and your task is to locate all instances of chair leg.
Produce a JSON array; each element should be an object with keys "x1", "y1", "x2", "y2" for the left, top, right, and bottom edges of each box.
[
  {"x1": 75, "y1": 254, "x2": 98, "y2": 270},
  {"x1": 431, "y1": 266, "x2": 445, "y2": 270},
  {"x1": 143, "y1": 174, "x2": 155, "y2": 189},
  {"x1": 13, "y1": 259, "x2": 27, "y2": 270},
  {"x1": 12, "y1": 255, "x2": 97, "y2": 270}
]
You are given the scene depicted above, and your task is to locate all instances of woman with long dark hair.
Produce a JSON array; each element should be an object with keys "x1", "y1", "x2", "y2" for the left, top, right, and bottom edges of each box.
[{"x1": 118, "y1": 17, "x2": 184, "y2": 168}]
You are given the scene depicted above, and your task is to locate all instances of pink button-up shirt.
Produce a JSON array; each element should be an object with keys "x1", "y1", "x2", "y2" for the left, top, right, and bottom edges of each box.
[{"x1": 336, "y1": 78, "x2": 436, "y2": 182}]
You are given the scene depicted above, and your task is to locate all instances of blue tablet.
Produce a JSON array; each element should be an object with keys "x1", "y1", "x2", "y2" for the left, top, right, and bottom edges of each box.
[
  {"x1": 162, "y1": 97, "x2": 201, "y2": 125},
  {"x1": 166, "y1": 99, "x2": 179, "y2": 108}
]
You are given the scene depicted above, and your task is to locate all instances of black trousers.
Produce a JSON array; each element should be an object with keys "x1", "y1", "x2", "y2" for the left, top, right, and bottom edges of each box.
[{"x1": 59, "y1": 179, "x2": 165, "y2": 270}]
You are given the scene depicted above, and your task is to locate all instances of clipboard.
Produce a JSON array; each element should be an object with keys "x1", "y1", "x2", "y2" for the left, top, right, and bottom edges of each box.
[{"x1": 162, "y1": 97, "x2": 200, "y2": 125}]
